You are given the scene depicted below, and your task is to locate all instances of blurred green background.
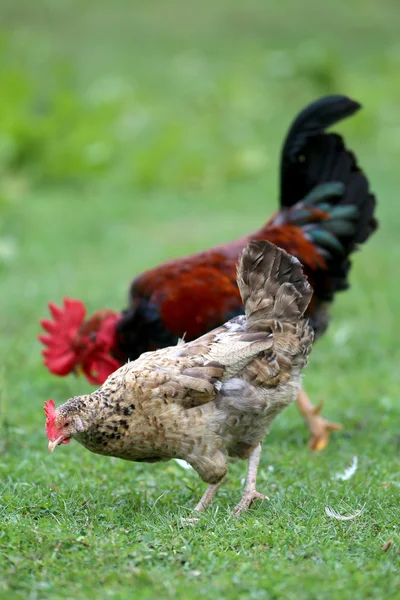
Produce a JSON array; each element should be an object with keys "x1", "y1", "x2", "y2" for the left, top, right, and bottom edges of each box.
[{"x1": 1, "y1": 1, "x2": 399, "y2": 599}]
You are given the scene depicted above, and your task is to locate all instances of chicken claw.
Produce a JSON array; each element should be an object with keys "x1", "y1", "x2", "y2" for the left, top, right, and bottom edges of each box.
[
  {"x1": 233, "y1": 443, "x2": 269, "y2": 517},
  {"x1": 233, "y1": 490, "x2": 269, "y2": 517},
  {"x1": 193, "y1": 481, "x2": 224, "y2": 513},
  {"x1": 296, "y1": 389, "x2": 342, "y2": 451},
  {"x1": 181, "y1": 481, "x2": 224, "y2": 524}
]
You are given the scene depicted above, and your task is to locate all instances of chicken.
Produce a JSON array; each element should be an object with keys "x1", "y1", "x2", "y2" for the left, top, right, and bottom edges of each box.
[
  {"x1": 45, "y1": 240, "x2": 314, "y2": 515},
  {"x1": 40, "y1": 94, "x2": 378, "y2": 451}
]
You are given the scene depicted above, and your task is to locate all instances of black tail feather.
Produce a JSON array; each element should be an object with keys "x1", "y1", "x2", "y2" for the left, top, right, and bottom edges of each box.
[
  {"x1": 276, "y1": 96, "x2": 377, "y2": 306},
  {"x1": 280, "y1": 95, "x2": 361, "y2": 208}
]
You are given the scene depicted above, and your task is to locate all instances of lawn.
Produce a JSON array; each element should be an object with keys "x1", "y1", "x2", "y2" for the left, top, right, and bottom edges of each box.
[{"x1": 0, "y1": 1, "x2": 399, "y2": 598}]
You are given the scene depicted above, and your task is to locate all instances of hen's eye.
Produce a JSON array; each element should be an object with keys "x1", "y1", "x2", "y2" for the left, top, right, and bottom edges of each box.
[{"x1": 64, "y1": 421, "x2": 70, "y2": 427}]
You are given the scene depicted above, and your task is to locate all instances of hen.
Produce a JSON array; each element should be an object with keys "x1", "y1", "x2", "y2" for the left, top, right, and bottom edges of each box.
[
  {"x1": 45, "y1": 240, "x2": 314, "y2": 515},
  {"x1": 40, "y1": 94, "x2": 378, "y2": 451}
]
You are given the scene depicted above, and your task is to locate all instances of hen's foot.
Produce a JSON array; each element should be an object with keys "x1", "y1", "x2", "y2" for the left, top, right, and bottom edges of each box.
[
  {"x1": 193, "y1": 481, "x2": 223, "y2": 513},
  {"x1": 181, "y1": 481, "x2": 223, "y2": 524},
  {"x1": 233, "y1": 443, "x2": 268, "y2": 517},
  {"x1": 233, "y1": 490, "x2": 269, "y2": 517}
]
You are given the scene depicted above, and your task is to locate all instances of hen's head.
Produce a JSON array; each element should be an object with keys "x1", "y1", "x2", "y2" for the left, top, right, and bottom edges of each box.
[
  {"x1": 45, "y1": 399, "x2": 86, "y2": 453},
  {"x1": 39, "y1": 299, "x2": 122, "y2": 385}
]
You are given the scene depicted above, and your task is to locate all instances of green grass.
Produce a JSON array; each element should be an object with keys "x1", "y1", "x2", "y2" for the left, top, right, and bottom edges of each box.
[{"x1": 1, "y1": 1, "x2": 400, "y2": 598}]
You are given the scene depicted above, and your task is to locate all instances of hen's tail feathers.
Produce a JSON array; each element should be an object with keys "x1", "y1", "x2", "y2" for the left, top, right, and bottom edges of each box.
[
  {"x1": 238, "y1": 241, "x2": 313, "y2": 331},
  {"x1": 280, "y1": 95, "x2": 361, "y2": 209}
]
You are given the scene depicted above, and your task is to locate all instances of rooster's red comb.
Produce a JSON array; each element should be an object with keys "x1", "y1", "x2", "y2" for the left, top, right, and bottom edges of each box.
[
  {"x1": 44, "y1": 399, "x2": 57, "y2": 440},
  {"x1": 39, "y1": 298, "x2": 86, "y2": 376}
]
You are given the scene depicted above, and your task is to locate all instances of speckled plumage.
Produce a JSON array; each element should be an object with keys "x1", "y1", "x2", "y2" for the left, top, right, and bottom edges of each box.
[{"x1": 49, "y1": 241, "x2": 314, "y2": 512}]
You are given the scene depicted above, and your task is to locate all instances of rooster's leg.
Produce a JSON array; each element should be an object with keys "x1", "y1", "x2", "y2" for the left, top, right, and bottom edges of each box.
[
  {"x1": 193, "y1": 480, "x2": 224, "y2": 513},
  {"x1": 296, "y1": 388, "x2": 342, "y2": 451},
  {"x1": 233, "y1": 443, "x2": 268, "y2": 517}
]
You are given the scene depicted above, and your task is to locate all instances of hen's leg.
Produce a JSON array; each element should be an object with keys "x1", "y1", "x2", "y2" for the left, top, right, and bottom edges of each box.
[
  {"x1": 194, "y1": 480, "x2": 224, "y2": 512},
  {"x1": 181, "y1": 480, "x2": 224, "y2": 524},
  {"x1": 296, "y1": 388, "x2": 342, "y2": 451},
  {"x1": 233, "y1": 443, "x2": 268, "y2": 517}
]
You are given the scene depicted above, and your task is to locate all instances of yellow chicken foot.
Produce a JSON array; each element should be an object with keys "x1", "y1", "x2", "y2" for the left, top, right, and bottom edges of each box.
[
  {"x1": 296, "y1": 388, "x2": 342, "y2": 451},
  {"x1": 233, "y1": 443, "x2": 269, "y2": 517}
]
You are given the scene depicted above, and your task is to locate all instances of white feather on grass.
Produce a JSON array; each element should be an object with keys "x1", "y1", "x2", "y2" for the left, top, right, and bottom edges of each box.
[
  {"x1": 333, "y1": 456, "x2": 358, "y2": 481},
  {"x1": 325, "y1": 504, "x2": 366, "y2": 521}
]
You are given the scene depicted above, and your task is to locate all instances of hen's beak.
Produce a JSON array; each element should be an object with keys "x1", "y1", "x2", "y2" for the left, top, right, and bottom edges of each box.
[{"x1": 48, "y1": 437, "x2": 64, "y2": 453}]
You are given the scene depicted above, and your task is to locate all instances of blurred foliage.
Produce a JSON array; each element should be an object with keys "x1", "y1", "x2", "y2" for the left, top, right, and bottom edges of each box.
[
  {"x1": 0, "y1": 0, "x2": 400, "y2": 267},
  {"x1": 0, "y1": 30, "x2": 399, "y2": 193}
]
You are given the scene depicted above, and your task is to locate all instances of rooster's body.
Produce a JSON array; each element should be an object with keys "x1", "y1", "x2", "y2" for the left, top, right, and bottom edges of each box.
[
  {"x1": 40, "y1": 95, "x2": 378, "y2": 451},
  {"x1": 46, "y1": 241, "x2": 314, "y2": 515}
]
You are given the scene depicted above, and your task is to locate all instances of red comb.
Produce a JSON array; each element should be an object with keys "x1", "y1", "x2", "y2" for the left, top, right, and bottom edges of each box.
[
  {"x1": 39, "y1": 299, "x2": 121, "y2": 385},
  {"x1": 39, "y1": 299, "x2": 86, "y2": 376},
  {"x1": 44, "y1": 399, "x2": 57, "y2": 440}
]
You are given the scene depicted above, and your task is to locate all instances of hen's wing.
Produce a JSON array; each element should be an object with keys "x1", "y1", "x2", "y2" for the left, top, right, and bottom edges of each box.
[{"x1": 114, "y1": 315, "x2": 275, "y2": 412}]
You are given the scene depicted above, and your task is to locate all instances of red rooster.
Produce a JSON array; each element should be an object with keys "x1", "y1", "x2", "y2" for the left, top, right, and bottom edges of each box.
[{"x1": 39, "y1": 95, "x2": 378, "y2": 450}]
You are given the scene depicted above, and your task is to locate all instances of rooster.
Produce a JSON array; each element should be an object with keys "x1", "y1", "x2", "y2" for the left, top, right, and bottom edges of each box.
[
  {"x1": 40, "y1": 95, "x2": 378, "y2": 451},
  {"x1": 45, "y1": 241, "x2": 314, "y2": 515}
]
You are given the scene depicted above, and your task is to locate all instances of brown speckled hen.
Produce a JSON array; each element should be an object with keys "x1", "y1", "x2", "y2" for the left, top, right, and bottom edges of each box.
[{"x1": 45, "y1": 241, "x2": 314, "y2": 515}]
